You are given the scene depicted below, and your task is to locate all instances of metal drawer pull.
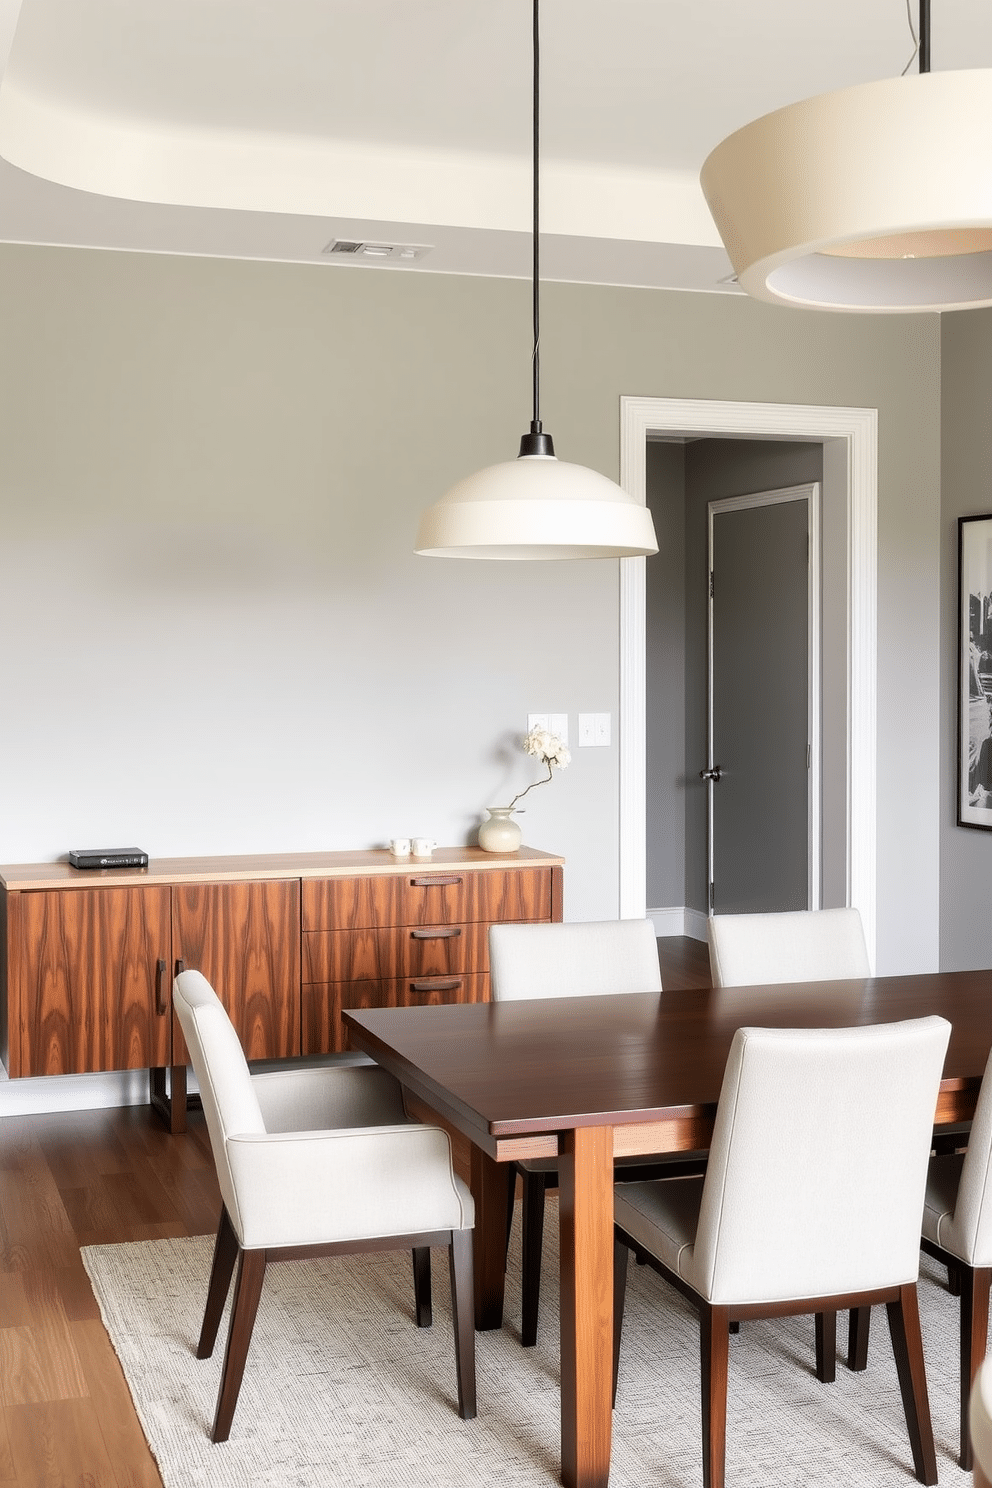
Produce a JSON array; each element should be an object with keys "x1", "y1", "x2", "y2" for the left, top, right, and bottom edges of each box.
[
  {"x1": 411, "y1": 926, "x2": 462, "y2": 939},
  {"x1": 155, "y1": 958, "x2": 168, "y2": 1015},
  {"x1": 410, "y1": 978, "x2": 463, "y2": 994},
  {"x1": 410, "y1": 875, "x2": 463, "y2": 887}
]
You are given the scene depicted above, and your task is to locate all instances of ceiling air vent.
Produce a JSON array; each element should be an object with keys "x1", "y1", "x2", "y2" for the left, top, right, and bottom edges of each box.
[{"x1": 322, "y1": 238, "x2": 433, "y2": 264}]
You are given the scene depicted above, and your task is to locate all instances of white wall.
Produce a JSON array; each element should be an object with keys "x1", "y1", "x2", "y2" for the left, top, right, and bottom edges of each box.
[{"x1": 0, "y1": 245, "x2": 942, "y2": 963}]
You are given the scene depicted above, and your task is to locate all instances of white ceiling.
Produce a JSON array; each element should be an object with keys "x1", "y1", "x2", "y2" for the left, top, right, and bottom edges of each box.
[{"x1": 0, "y1": 0, "x2": 990, "y2": 293}]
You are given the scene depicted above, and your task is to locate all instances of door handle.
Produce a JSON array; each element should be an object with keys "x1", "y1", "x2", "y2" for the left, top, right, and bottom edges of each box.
[
  {"x1": 699, "y1": 766, "x2": 723, "y2": 782},
  {"x1": 155, "y1": 958, "x2": 168, "y2": 1015}
]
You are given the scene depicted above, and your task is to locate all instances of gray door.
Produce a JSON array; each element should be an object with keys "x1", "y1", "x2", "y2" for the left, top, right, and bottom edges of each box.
[{"x1": 704, "y1": 487, "x2": 819, "y2": 914}]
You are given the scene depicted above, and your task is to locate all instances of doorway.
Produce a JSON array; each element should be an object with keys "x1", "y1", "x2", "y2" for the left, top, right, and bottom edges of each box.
[
  {"x1": 617, "y1": 396, "x2": 878, "y2": 966},
  {"x1": 705, "y1": 485, "x2": 820, "y2": 915}
]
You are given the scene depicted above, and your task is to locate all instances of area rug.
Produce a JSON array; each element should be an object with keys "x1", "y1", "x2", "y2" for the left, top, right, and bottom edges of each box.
[{"x1": 82, "y1": 1201, "x2": 973, "y2": 1488}]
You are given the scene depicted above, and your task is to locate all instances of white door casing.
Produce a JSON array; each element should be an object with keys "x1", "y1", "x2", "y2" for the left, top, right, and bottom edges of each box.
[{"x1": 618, "y1": 396, "x2": 877, "y2": 970}]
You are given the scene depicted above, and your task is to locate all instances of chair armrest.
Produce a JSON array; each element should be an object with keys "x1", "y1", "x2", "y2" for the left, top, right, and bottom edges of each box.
[
  {"x1": 250, "y1": 1064, "x2": 407, "y2": 1133},
  {"x1": 226, "y1": 1123, "x2": 474, "y2": 1249}
]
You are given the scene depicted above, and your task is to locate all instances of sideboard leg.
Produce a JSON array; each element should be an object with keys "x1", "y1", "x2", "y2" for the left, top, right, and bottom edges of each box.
[{"x1": 149, "y1": 1064, "x2": 188, "y2": 1134}]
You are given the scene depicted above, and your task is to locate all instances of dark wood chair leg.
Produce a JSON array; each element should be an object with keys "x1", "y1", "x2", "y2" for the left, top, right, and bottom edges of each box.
[
  {"x1": 886, "y1": 1282, "x2": 938, "y2": 1486},
  {"x1": 448, "y1": 1228, "x2": 477, "y2": 1420},
  {"x1": 412, "y1": 1246, "x2": 432, "y2": 1327},
  {"x1": 520, "y1": 1170, "x2": 548, "y2": 1347},
  {"x1": 612, "y1": 1234, "x2": 629, "y2": 1408},
  {"x1": 197, "y1": 1206, "x2": 240, "y2": 1359},
  {"x1": 958, "y1": 1265, "x2": 992, "y2": 1470},
  {"x1": 815, "y1": 1310, "x2": 837, "y2": 1383},
  {"x1": 700, "y1": 1303, "x2": 730, "y2": 1488},
  {"x1": 212, "y1": 1248, "x2": 267, "y2": 1443},
  {"x1": 948, "y1": 1261, "x2": 962, "y2": 1296},
  {"x1": 848, "y1": 1305, "x2": 871, "y2": 1371}
]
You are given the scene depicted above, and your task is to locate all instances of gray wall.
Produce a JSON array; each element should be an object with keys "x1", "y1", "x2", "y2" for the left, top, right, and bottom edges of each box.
[
  {"x1": 646, "y1": 437, "x2": 850, "y2": 924},
  {"x1": 684, "y1": 441, "x2": 825, "y2": 915},
  {"x1": 0, "y1": 244, "x2": 941, "y2": 965},
  {"x1": 940, "y1": 308, "x2": 992, "y2": 969},
  {"x1": 645, "y1": 440, "x2": 686, "y2": 910}
]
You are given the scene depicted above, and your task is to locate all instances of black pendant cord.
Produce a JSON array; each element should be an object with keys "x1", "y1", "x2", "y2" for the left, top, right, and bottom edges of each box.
[
  {"x1": 531, "y1": 0, "x2": 541, "y2": 432},
  {"x1": 519, "y1": 0, "x2": 554, "y2": 458},
  {"x1": 919, "y1": 0, "x2": 930, "y2": 73}
]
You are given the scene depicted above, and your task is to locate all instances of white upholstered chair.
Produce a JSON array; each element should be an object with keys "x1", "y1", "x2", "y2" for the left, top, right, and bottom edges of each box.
[
  {"x1": 613, "y1": 1017, "x2": 950, "y2": 1488},
  {"x1": 173, "y1": 970, "x2": 476, "y2": 1442},
  {"x1": 849, "y1": 1044, "x2": 992, "y2": 1469},
  {"x1": 706, "y1": 906, "x2": 870, "y2": 988},
  {"x1": 489, "y1": 918, "x2": 706, "y2": 1346}
]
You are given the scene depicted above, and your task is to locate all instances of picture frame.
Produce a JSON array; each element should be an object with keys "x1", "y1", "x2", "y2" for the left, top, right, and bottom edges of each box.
[{"x1": 958, "y1": 513, "x2": 992, "y2": 829}]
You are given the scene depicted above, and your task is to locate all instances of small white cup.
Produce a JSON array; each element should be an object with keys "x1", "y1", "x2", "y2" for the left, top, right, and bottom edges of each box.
[
  {"x1": 389, "y1": 837, "x2": 411, "y2": 857},
  {"x1": 411, "y1": 837, "x2": 436, "y2": 859}
]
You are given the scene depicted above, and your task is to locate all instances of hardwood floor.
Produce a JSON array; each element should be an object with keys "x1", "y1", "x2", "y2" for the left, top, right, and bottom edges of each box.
[
  {"x1": 0, "y1": 934, "x2": 710, "y2": 1488},
  {"x1": 0, "y1": 1104, "x2": 218, "y2": 1487},
  {"x1": 657, "y1": 933, "x2": 712, "y2": 992}
]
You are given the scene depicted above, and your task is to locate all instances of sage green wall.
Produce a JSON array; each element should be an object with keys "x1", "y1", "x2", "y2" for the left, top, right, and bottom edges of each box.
[
  {"x1": 0, "y1": 244, "x2": 941, "y2": 959},
  {"x1": 940, "y1": 308, "x2": 992, "y2": 969}
]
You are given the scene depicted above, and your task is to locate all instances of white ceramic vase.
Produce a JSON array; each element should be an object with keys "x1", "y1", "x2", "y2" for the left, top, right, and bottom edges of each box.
[{"x1": 478, "y1": 807, "x2": 522, "y2": 854}]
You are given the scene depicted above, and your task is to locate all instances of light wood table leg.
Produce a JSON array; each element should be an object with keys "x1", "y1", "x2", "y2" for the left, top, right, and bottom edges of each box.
[
  {"x1": 559, "y1": 1124, "x2": 614, "y2": 1488},
  {"x1": 470, "y1": 1145, "x2": 512, "y2": 1330}
]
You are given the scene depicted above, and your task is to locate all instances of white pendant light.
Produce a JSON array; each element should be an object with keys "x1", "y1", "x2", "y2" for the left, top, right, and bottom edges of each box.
[
  {"x1": 701, "y1": 0, "x2": 992, "y2": 314},
  {"x1": 415, "y1": 2, "x2": 657, "y2": 560}
]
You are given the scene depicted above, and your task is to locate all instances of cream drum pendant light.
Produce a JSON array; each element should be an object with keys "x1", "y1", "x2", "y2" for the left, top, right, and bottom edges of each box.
[
  {"x1": 701, "y1": 0, "x2": 992, "y2": 313},
  {"x1": 415, "y1": 1, "x2": 657, "y2": 559}
]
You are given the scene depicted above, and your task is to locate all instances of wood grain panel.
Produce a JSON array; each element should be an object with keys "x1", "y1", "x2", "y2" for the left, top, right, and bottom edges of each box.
[
  {"x1": 302, "y1": 973, "x2": 488, "y2": 1055},
  {"x1": 301, "y1": 867, "x2": 554, "y2": 931},
  {"x1": 303, "y1": 923, "x2": 489, "y2": 983},
  {"x1": 559, "y1": 1124, "x2": 614, "y2": 1488},
  {"x1": 172, "y1": 879, "x2": 300, "y2": 1062},
  {"x1": 302, "y1": 979, "x2": 399, "y2": 1056},
  {"x1": 14, "y1": 888, "x2": 172, "y2": 1078}
]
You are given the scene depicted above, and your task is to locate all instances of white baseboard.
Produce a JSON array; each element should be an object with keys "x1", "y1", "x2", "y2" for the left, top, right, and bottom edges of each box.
[
  {"x1": 0, "y1": 1067, "x2": 152, "y2": 1117},
  {"x1": 647, "y1": 906, "x2": 709, "y2": 943}
]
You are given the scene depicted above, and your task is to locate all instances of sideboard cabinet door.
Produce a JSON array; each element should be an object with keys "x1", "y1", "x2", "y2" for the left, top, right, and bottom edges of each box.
[
  {"x1": 171, "y1": 879, "x2": 301, "y2": 1061},
  {"x1": 11, "y1": 886, "x2": 172, "y2": 1077}
]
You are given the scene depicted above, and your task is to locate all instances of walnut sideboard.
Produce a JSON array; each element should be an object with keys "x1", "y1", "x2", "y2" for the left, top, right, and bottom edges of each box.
[{"x1": 0, "y1": 846, "x2": 563, "y2": 1133}]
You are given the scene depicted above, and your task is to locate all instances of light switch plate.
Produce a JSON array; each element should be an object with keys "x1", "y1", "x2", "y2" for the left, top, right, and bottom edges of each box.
[
  {"x1": 579, "y1": 713, "x2": 611, "y2": 747},
  {"x1": 527, "y1": 714, "x2": 549, "y2": 735},
  {"x1": 549, "y1": 713, "x2": 568, "y2": 744}
]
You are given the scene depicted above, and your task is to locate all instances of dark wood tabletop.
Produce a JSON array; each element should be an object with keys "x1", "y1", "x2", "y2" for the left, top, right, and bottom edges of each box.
[{"x1": 345, "y1": 967, "x2": 992, "y2": 1145}]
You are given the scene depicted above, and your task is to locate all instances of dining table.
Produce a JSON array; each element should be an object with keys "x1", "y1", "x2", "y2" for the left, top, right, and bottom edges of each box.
[{"x1": 344, "y1": 966, "x2": 992, "y2": 1488}]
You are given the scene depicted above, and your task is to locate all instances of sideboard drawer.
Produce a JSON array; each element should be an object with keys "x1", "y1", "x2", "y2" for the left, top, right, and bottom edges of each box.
[
  {"x1": 303, "y1": 973, "x2": 489, "y2": 1055},
  {"x1": 301, "y1": 867, "x2": 554, "y2": 931},
  {"x1": 303, "y1": 922, "x2": 489, "y2": 983}
]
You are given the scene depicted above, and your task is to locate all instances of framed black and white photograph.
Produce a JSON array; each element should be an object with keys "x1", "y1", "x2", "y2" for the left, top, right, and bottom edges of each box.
[{"x1": 959, "y1": 514, "x2": 992, "y2": 828}]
